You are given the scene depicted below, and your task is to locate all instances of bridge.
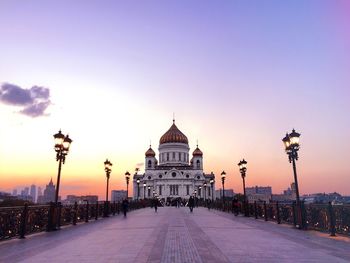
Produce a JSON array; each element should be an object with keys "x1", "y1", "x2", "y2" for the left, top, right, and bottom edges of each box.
[{"x1": 1, "y1": 206, "x2": 349, "y2": 263}]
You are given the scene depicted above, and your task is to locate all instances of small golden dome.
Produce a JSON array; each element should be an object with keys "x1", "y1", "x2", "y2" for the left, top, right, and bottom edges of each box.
[
  {"x1": 192, "y1": 147, "x2": 203, "y2": 156},
  {"x1": 145, "y1": 147, "x2": 155, "y2": 157},
  {"x1": 159, "y1": 121, "x2": 188, "y2": 145}
]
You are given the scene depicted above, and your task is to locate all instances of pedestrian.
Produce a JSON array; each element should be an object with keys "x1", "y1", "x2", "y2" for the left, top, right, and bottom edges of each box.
[
  {"x1": 188, "y1": 196, "x2": 195, "y2": 212},
  {"x1": 232, "y1": 197, "x2": 239, "y2": 216},
  {"x1": 207, "y1": 199, "x2": 211, "y2": 210},
  {"x1": 122, "y1": 198, "x2": 129, "y2": 217},
  {"x1": 154, "y1": 198, "x2": 158, "y2": 212}
]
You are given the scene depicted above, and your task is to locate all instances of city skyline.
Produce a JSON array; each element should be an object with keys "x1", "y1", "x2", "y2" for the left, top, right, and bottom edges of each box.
[{"x1": 1, "y1": 1, "x2": 350, "y2": 198}]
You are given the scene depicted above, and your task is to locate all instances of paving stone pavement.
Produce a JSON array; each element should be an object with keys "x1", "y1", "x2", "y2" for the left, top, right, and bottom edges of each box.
[{"x1": 0, "y1": 207, "x2": 349, "y2": 263}]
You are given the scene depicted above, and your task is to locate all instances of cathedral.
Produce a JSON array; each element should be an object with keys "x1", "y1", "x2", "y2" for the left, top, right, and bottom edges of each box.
[{"x1": 133, "y1": 120, "x2": 216, "y2": 203}]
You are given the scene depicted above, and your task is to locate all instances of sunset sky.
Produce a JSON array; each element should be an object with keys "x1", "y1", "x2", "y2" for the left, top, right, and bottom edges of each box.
[{"x1": 1, "y1": 1, "x2": 349, "y2": 199}]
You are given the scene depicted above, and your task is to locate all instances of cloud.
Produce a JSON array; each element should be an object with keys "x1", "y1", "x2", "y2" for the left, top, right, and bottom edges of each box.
[
  {"x1": 0, "y1": 83, "x2": 51, "y2": 117},
  {"x1": 136, "y1": 162, "x2": 144, "y2": 168}
]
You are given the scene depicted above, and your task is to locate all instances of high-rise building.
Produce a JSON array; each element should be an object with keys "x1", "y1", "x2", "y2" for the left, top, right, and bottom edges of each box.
[
  {"x1": 24, "y1": 187, "x2": 29, "y2": 196},
  {"x1": 38, "y1": 178, "x2": 56, "y2": 204},
  {"x1": 37, "y1": 187, "x2": 42, "y2": 198},
  {"x1": 111, "y1": 190, "x2": 127, "y2": 202},
  {"x1": 30, "y1": 184, "x2": 36, "y2": 203},
  {"x1": 12, "y1": 189, "x2": 17, "y2": 196}
]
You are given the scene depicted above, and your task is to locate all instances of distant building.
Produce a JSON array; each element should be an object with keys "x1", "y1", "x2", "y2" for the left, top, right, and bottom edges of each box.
[
  {"x1": 246, "y1": 186, "x2": 272, "y2": 203},
  {"x1": 37, "y1": 187, "x2": 43, "y2": 201},
  {"x1": 12, "y1": 189, "x2": 17, "y2": 196},
  {"x1": 30, "y1": 184, "x2": 36, "y2": 203},
  {"x1": 38, "y1": 178, "x2": 56, "y2": 204},
  {"x1": 271, "y1": 183, "x2": 296, "y2": 203},
  {"x1": 65, "y1": 195, "x2": 98, "y2": 204},
  {"x1": 24, "y1": 187, "x2": 29, "y2": 196},
  {"x1": 111, "y1": 190, "x2": 127, "y2": 202},
  {"x1": 0, "y1": 192, "x2": 12, "y2": 202},
  {"x1": 215, "y1": 189, "x2": 234, "y2": 199}
]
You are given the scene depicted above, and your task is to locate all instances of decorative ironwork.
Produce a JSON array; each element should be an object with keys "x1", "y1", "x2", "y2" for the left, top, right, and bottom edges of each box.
[{"x1": 0, "y1": 200, "x2": 147, "y2": 241}]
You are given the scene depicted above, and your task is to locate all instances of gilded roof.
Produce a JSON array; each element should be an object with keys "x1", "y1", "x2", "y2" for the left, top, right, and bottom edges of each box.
[
  {"x1": 160, "y1": 122, "x2": 188, "y2": 145},
  {"x1": 192, "y1": 147, "x2": 203, "y2": 156},
  {"x1": 145, "y1": 147, "x2": 156, "y2": 157}
]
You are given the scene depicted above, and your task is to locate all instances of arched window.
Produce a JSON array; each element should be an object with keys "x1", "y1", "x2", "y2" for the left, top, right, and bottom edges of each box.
[
  {"x1": 148, "y1": 160, "x2": 152, "y2": 168},
  {"x1": 196, "y1": 160, "x2": 200, "y2": 169}
]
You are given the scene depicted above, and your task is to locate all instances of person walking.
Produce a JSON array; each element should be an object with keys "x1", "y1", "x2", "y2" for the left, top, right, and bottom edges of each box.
[
  {"x1": 232, "y1": 197, "x2": 239, "y2": 216},
  {"x1": 154, "y1": 198, "x2": 158, "y2": 212},
  {"x1": 188, "y1": 196, "x2": 195, "y2": 213},
  {"x1": 122, "y1": 198, "x2": 129, "y2": 217}
]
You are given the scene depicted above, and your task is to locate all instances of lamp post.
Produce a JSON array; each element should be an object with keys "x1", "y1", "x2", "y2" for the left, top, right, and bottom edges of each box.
[
  {"x1": 210, "y1": 179, "x2": 214, "y2": 201},
  {"x1": 53, "y1": 130, "x2": 72, "y2": 205},
  {"x1": 282, "y1": 129, "x2": 302, "y2": 228},
  {"x1": 221, "y1": 171, "x2": 226, "y2": 201},
  {"x1": 238, "y1": 159, "x2": 247, "y2": 216},
  {"x1": 136, "y1": 178, "x2": 140, "y2": 200},
  {"x1": 125, "y1": 171, "x2": 130, "y2": 199},
  {"x1": 203, "y1": 182, "x2": 207, "y2": 201},
  {"x1": 143, "y1": 183, "x2": 146, "y2": 199},
  {"x1": 282, "y1": 129, "x2": 301, "y2": 205},
  {"x1": 199, "y1": 186, "x2": 202, "y2": 199},
  {"x1": 103, "y1": 159, "x2": 112, "y2": 217},
  {"x1": 153, "y1": 190, "x2": 155, "y2": 197},
  {"x1": 148, "y1": 186, "x2": 151, "y2": 198}
]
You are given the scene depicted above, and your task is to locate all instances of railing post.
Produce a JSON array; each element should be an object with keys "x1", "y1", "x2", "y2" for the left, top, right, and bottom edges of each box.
[
  {"x1": 73, "y1": 202, "x2": 78, "y2": 225},
  {"x1": 292, "y1": 201, "x2": 297, "y2": 227},
  {"x1": 95, "y1": 202, "x2": 98, "y2": 220},
  {"x1": 254, "y1": 201, "x2": 258, "y2": 219},
  {"x1": 85, "y1": 201, "x2": 89, "y2": 223},
  {"x1": 300, "y1": 201, "x2": 307, "y2": 230},
  {"x1": 276, "y1": 202, "x2": 281, "y2": 224},
  {"x1": 113, "y1": 201, "x2": 116, "y2": 216},
  {"x1": 264, "y1": 202, "x2": 268, "y2": 221},
  {"x1": 57, "y1": 203, "x2": 62, "y2": 230},
  {"x1": 47, "y1": 202, "x2": 55, "y2": 232},
  {"x1": 328, "y1": 202, "x2": 336, "y2": 236},
  {"x1": 19, "y1": 203, "x2": 28, "y2": 239}
]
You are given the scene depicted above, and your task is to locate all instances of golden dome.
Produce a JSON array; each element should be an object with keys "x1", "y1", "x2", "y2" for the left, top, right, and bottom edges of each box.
[
  {"x1": 160, "y1": 121, "x2": 188, "y2": 145},
  {"x1": 192, "y1": 147, "x2": 203, "y2": 156},
  {"x1": 145, "y1": 147, "x2": 156, "y2": 157}
]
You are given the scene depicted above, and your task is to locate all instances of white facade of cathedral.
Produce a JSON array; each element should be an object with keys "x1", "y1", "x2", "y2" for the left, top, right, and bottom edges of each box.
[{"x1": 133, "y1": 121, "x2": 215, "y2": 202}]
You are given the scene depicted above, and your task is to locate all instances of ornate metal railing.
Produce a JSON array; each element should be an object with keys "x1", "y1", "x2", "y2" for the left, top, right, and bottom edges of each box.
[
  {"x1": 0, "y1": 200, "x2": 148, "y2": 241},
  {"x1": 207, "y1": 200, "x2": 350, "y2": 237}
]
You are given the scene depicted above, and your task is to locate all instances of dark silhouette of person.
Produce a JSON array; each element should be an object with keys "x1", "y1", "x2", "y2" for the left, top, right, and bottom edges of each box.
[
  {"x1": 207, "y1": 199, "x2": 211, "y2": 210},
  {"x1": 232, "y1": 197, "x2": 239, "y2": 216},
  {"x1": 188, "y1": 196, "x2": 195, "y2": 212},
  {"x1": 153, "y1": 198, "x2": 158, "y2": 212},
  {"x1": 122, "y1": 198, "x2": 129, "y2": 217}
]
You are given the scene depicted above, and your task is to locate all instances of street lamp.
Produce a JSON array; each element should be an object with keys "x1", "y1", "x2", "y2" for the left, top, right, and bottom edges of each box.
[
  {"x1": 199, "y1": 186, "x2": 202, "y2": 199},
  {"x1": 210, "y1": 178, "x2": 214, "y2": 201},
  {"x1": 104, "y1": 159, "x2": 112, "y2": 202},
  {"x1": 238, "y1": 159, "x2": 248, "y2": 216},
  {"x1": 148, "y1": 186, "x2": 151, "y2": 198},
  {"x1": 136, "y1": 178, "x2": 140, "y2": 200},
  {"x1": 282, "y1": 129, "x2": 301, "y2": 205},
  {"x1": 143, "y1": 183, "x2": 146, "y2": 199},
  {"x1": 125, "y1": 171, "x2": 130, "y2": 199},
  {"x1": 153, "y1": 190, "x2": 155, "y2": 197},
  {"x1": 221, "y1": 171, "x2": 226, "y2": 201},
  {"x1": 103, "y1": 159, "x2": 112, "y2": 217},
  {"x1": 203, "y1": 182, "x2": 207, "y2": 200},
  {"x1": 53, "y1": 130, "x2": 72, "y2": 204}
]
